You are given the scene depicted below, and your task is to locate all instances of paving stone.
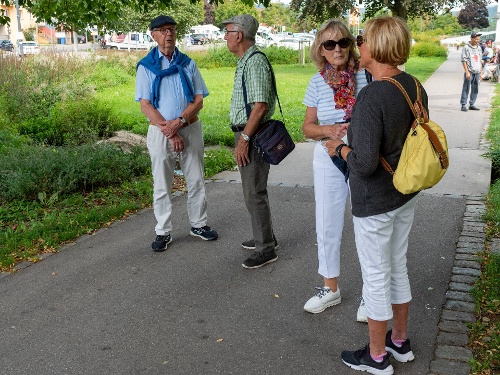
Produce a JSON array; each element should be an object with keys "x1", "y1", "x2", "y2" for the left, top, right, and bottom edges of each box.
[
  {"x1": 449, "y1": 282, "x2": 473, "y2": 292},
  {"x1": 453, "y1": 260, "x2": 481, "y2": 269},
  {"x1": 451, "y1": 267, "x2": 482, "y2": 277},
  {"x1": 438, "y1": 320, "x2": 469, "y2": 334},
  {"x1": 445, "y1": 290, "x2": 475, "y2": 302},
  {"x1": 437, "y1": 331, "x2": 469, "y2": 346},
  {"x1": 456, "y1": 243, "x2": 484, "y2": 253},
  {"x1": 435, "y1": 345, "x2": 472, "y2": 362},
  {"x1": 458, "y1": 235, "x2": 485, "y2": 243},
  {"x1": 441, "y1": 309, "x2": 476, "y2": 323},
  {"x1": 0, "y1": 272, "x2": 11, "y2": 279},
  {"x1": 444, "y1": 300, "x2": 475, "y2": 313},
  {"x1": 429, "y1": 359, "x2": 471, "y2": 375},
  {"x1": 454, "y1": 253, "x2": 480, "y2": 261},
  {"x1": 450, "y1": 274, "x2": 479, "y2": 284}
]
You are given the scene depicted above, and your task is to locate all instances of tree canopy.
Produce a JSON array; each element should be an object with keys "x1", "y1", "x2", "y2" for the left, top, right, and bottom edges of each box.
[
  {"x1": 457, "y1": 0, "x2": 489, "y2": 30},
  {"x1": 0, "y1": 0, "x2": 267, "y2": 29},
  {"x1": 289, "y1": 0, "x2": 465, "y2": 22}
]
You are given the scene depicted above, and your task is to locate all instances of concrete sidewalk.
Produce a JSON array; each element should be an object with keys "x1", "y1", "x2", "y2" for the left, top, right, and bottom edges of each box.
[{"x1": 0, "y1": 49, "x2": 492, "y2": 375}]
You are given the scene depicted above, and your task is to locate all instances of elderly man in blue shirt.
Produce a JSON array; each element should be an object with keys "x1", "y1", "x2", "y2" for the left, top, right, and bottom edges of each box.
[{"x1": 136, "y1": 15, "x2": 218, "y2": 252}]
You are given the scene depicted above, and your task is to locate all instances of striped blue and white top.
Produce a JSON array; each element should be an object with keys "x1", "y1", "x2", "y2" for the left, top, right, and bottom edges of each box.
[{"x1": 303, "y1": 69, "x2": 368, "y2": 125}]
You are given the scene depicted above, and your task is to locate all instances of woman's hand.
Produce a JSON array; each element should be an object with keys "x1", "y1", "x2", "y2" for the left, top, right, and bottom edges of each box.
[
  {"x1": 323, "y1": 123, "x2": 349, "y2": 140},
  {"x1": 324, "y1": 139, "x2": 345, "y2": 157}
]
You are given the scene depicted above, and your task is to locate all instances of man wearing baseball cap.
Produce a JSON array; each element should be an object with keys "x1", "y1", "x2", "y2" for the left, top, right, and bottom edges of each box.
[
  {"x1": 136, "y1": 15, "x2": 218, "y2": 252},
  {"x1": 223, "y1": 14, "x2": 279, "y2": 269},
  {"x1": 460, "y1": 31, "x2": 482, "y2": 111}
]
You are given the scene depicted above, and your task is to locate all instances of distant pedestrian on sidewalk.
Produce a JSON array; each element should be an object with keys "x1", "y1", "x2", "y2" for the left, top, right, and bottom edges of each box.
[
  {"x1": 460, "y1": 31, "x2": 483, "y2": 112},
  {"x1": 328, "y1": 16, "x2": 423, "y2": 374},
  {"x1": 135, "y1": 15, "x2": 218, "y2": 252},
  {"x1": 301, "y1": 18, "x2": 368, "y2": 322},
  {"x1": 223, "y1": 14, "x2": 279, "y2": 269}
]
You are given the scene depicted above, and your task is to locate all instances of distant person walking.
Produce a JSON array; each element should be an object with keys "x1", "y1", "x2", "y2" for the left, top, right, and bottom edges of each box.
[
  {"x1": 223, "y1": 14, "x2": 279, "y2": 269},
  {"x1": 460, "y1": 31, "x2": 483, "y2": 112},
  {"x1": 135, "y1": 15, "x2": 218, "y2": 252}
]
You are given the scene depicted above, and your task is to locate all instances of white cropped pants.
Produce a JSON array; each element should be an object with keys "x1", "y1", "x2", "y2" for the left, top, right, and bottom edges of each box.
[
  {"x1": 352, "y1": 195, "x2": 418, "y2": 321},
  {"x1": 313, "y1": 143, "x2": 348, "y2": 278}
]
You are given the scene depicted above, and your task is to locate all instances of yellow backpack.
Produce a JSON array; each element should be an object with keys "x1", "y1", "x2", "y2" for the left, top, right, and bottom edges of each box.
[{"x1": 379, "y1": 76, "x2": 449, "y2": 194}]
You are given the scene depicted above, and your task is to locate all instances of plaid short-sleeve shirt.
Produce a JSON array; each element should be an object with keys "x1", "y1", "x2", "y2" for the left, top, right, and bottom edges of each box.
[{"x1": 229, "y1": 45, "x2": 276, "y2": 126}]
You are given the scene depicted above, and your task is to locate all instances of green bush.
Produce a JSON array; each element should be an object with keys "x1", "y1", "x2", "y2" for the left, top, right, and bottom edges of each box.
[
  {"x1": 0, "y1": 143, "x2": 151, "y2": 203},
  {"x1": 411, "y1": 42, "x2": 448, "y2": 58},
  {"x1": 18, "y1": 99, "x2": 120, "y2": 146}
]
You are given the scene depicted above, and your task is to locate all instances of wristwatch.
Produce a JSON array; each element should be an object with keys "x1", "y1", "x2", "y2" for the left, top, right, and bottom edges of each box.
[
  {"x1": 241, "y1": 133, "x2": 250, "y2": 142},
  {"x1": 178, "y1": 116, "x2": 187, "y2": 126},
  {"x1": 336, "y1": 143, "x2": 347, "y2": 159}
]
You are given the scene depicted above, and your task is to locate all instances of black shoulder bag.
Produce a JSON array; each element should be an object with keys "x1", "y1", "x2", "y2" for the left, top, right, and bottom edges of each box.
[{"x1": 241, "y1": 51, "x2": 295, "y2": 165}]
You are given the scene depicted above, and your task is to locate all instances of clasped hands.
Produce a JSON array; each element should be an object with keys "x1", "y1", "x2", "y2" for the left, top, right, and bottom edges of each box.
[
  {"x1": 321, "y1": 122, "x2": 349, "y2": 157},
  {"x1": 159, "y1": 118, "x2": 184, "y2": 153}
]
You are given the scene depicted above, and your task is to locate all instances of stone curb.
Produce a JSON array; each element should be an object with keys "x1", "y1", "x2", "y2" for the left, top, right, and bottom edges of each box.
[{"x1": 427, "y1": 195, "x2": 486, "y2": 375}]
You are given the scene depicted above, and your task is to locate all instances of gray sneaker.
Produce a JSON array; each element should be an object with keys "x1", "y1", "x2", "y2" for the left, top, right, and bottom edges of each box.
[{"x1": 242, "y1": 250, "x2": 278, "y2": 269}]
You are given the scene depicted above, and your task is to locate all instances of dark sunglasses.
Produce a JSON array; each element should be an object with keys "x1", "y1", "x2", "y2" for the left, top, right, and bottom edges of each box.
[
  {"x1": 356, "y1": 35, "x2": 364, "y2": 47},
  {"x1": 322, "y1": 38, "x2": 352, "y2": 50}
]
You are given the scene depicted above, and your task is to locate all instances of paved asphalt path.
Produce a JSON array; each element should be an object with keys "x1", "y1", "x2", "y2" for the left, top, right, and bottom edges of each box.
[{"x1": 0, "y1": 49, "x2": 492, "y2": 374}]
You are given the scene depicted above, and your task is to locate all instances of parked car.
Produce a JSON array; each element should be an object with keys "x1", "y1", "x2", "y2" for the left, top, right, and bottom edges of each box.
[
  {"x1": 277, "y1": 38, "x2": 303, "y2": 51},
  {"x1": 190, "y1": 33, "x2": 208, "y2": 45},
  {"x1": 293, "y1": 33, "x2": 315, "y2": 42},
  {"x1": 19, "y1": 41, "x2": 40, "y2": 55},
  {"x1": 0, "y1": 39, "x2": 14, "y2": 52}
]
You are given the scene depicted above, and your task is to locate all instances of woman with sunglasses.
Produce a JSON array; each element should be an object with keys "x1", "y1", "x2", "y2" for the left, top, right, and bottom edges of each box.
[
  {"x1": 326, "y1": 16, "x2": 427, "y2": 374},
  {"x1": 301, "y1": 19, "x2": 368, "y2": 321}
]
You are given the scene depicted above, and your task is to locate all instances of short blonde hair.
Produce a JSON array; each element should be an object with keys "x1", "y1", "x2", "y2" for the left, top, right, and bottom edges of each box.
[
  {"x1": 310, "y1": 19, "x2": 358, "y2": 71},
  {"x1": 363, "y1": 16, "x2": 411, "y2": 66}
]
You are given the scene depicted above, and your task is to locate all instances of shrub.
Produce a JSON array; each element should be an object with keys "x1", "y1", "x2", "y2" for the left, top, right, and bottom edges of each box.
[
  {"x1": 411, "y1": 42, "x2": 448, "y2": 58},
  {"x1": 18, "y1": 99, "x2": 120, "y2": 146},
  {"x1": 0, "y1": 143, "x2": 151, "y2": 203},
  {"x1": 204, "y1": 146, "x2": 236, "y2": 177}
]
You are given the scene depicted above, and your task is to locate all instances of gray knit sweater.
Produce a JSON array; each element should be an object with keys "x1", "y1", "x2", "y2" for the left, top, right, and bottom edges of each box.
[{"x1": 346, "y1": 72, "x2": 428, "y2": 217}]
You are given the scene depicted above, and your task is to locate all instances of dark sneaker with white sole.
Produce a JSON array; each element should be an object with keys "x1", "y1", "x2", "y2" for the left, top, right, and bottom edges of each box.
[
  {"x1": 190, "y1": 226, "x2": 218, "y2": 241},
  {"x1": 242, "y1": 250, "x2": 278, "y2": 269},
  {"x1": 151, "y1": 234, "x2": 172, "y2": 252},
  {"x1": 241, "y1": 236, "x2": 279, "y2": 250},
  {"x1": 385, "y1": 330, "x2": 415, "y2": 362},
  {"x1": 341, "y1": 345, "x2": 394, "y2": 375}
]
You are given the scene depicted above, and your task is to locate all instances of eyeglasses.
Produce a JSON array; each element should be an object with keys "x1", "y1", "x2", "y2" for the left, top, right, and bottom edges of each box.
[
  {"x1": 154, "y1": 27, "x2": 176, "y2": 35},
  {"x1": 356, "y1": 35, "x2": 364, "y2": 47},
  {"x1": 224, "y1": 29, "x2": 239, "y2": 35},
  {"x1": 322, "y1": 38, "x2": 352, "y2": 51}
]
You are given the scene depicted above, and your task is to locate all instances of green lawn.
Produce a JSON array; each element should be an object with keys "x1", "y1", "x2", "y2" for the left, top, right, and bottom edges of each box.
[{"x1": 95, "y1": 56, "x2": 446, "y2": 147}]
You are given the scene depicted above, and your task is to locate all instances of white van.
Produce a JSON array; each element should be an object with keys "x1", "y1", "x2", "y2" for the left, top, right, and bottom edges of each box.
[
  {"x1": 189, "y1": 24, "x2": 222, "y2": 42},
  {"x1": 105, "y1": 32, "x2": 156, "y2": 50}
]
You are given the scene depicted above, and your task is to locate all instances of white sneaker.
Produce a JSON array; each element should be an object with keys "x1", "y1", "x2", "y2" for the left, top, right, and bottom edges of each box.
[
  {"x1": 357, "y1": 297, "x2": 368, "y2": 323},
  {"x1": 304, "y1": 286, "x2": 341, "y2": 313}
]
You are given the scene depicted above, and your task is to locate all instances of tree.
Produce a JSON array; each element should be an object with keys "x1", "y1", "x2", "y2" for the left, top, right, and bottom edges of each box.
[
  {"x1": 289, "y1": 0, "x2": 466, "y2": 23},
  {"x1": 260, "y1": 2, "x2": 296, "y2": 30},
  {"x1": 0, "y1": 0, "x2": 269, "y2": 28},
  {"x1": 212, "y1": 0, "x2": 258, "y2": 29},
  {"x1": 457, "y1": 0, "x2": 489, "y2": 30}
]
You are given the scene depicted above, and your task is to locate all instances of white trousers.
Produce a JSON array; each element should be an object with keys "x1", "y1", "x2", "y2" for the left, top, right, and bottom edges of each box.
[
  {"x1": 147, "y1": 121, "x2": 207, "y2": 235},
  {"x1": 313, "y1": 144, "x2": 348, "y2": 278},
  {"x1": 352, "y1": 195, "x2": 418, "y2": 321}
]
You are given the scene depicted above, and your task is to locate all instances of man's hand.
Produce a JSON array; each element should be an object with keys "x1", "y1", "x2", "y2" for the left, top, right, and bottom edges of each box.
[
  {"x1": 161, "y1": 118, "x2": 183, "y2": 138},
  {"x1": 169, "y1": 133, "x2": 185, "y2": 153},
  {"x1": 235, "y1": 136, "x2": 251, "y2": 167}
]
